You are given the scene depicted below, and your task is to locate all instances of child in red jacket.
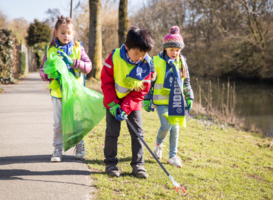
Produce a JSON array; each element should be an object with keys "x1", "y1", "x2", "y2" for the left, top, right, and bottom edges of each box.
[{"x1": 101, "y1": 25, "x2": 154, "y2": 178}]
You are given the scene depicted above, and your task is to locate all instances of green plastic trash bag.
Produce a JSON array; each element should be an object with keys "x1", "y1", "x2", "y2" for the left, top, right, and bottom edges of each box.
[{"x1": 43, "y1": 52, "x2": 105, "y2": 151}]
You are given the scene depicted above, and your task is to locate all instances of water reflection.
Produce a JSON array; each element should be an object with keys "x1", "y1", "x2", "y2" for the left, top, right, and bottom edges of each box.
[{"x1": 190, "y1": 76, "x2": 273, "y2": 137}]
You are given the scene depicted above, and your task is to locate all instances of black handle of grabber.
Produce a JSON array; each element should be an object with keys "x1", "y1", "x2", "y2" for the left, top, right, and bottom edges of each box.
[{"x1": 125, "y1": 118, "x2": 170, "y2": 176}]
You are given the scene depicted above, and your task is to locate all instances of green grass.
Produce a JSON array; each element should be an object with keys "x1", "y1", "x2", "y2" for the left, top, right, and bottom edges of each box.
[{"x1": 84, "y1": 110, "x2": 273, "y2": 199}]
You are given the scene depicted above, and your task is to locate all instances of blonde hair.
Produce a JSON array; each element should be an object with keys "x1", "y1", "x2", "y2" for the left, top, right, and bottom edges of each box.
[
  {"x1": 49, "y1": 15, "x2": 79, "y2": 48},
  {"x1": 162, "y1": 49, "x2": 187, "y2": 78}
]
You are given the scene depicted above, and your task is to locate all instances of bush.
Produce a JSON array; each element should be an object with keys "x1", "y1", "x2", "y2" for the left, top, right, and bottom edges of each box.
[
  {"x1": 0, "y1": 29, "x2": 15, "y2": 83},
  {"x1": 33, "y1": 42, "x2": 47, "y2": 67},
  {"x1": 19, "y1": 51, "x2": 26, "y2": 75},
  {"x1": 26, "y1": 19, "x2": 51, "y2": 47}
]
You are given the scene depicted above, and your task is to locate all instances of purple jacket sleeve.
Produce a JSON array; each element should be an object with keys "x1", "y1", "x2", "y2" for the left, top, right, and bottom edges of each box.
[
  {"x1": 39, "y1": 53, "x2": 52, "y2": 81},
  {"x1": 71, "y1": 46, "x2": 92, "y2": 74}
]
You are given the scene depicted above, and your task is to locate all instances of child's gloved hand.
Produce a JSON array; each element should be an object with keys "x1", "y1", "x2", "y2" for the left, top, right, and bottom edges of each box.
[
  {"x1": 116, "y1": 108, "x2": 127, "y2": 121},
  {"x1": 48, "y1": 71, "x2": 60, "y2": 79},
  {"x1": 143, "y1": 100, "x2": 153, "y2": 112},
  {"x1": 185, "y1": 100, "x2": 193, "y2": 113},
  {"x1": 57, "y1": 50, "x2": 74, "y2": 65},
  {"x1": 109, "y1": 104, "x2": 121, "y2": 117}
]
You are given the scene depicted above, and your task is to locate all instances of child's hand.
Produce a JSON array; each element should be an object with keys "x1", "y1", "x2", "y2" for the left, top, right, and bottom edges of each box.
[
  {"x1": 57, "y1": 50, "x2": 74, "y2": 65},
  {"x1": 143, "y1": 100, "x2": 153, "y2": 112},
  {"x1": 151, "y1": 72, "x2": 157, "y2": 81},
  {"x1": 116, "y1": 108, "x2": 127, "y2": 121},
  {"x1": 185, "y1": 100, "x2": 193, "y2": 113},
  {"x1": 48, "y1": 71, "x2": 60, "y2": 79},
  {"x1": 109, "y1": 104, "x2": 121, "y2": 117}
]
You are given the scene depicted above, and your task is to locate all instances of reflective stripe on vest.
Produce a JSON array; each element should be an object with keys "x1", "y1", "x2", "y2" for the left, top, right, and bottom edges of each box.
[
  {"x1": 154, "y1": 83, "x2": 163, "y2": 90},
  {"x1": 114, "y1": 78, "x2": 151, "y2": 95},
  {"x1": 112, "y1": 48, "x2": 147, "y2": 98},
  {"x1": 46, "y1": 42, "x2": 82, "y2": 98},
  {"x1": 115, "y1": 82, "x2": 130, "y2": 94},
  {"x1": 153, "y1": 94, "x2": 168, "y2": 101},
  {"x1": 152, "y1": 55, "x2": 185, "y2": 105}
]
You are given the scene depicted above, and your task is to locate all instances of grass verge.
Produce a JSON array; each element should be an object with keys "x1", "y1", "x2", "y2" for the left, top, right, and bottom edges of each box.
[{"x1": 85, "y1": 80, "x2": 273, "y2": 199}]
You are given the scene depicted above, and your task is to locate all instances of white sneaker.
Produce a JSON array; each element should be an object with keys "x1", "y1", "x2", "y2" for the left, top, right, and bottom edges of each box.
[
  {"x1": 153, "y1": 142, "x2": 163, "y2": 159},
  {"x1": 75, "y1": 141, "x2": 85, "y2": 159},
  {"x1": 167, "y1": 156, "x2": 182, "y2": 168},
  {"x1": 51, "y1": 149, "x2": 62, "y2": 162}
]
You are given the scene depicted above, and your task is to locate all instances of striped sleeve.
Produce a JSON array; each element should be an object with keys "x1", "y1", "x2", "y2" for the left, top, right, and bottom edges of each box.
[{"x1": 183, "y1": 56, "x2": 194, "y2": 100}]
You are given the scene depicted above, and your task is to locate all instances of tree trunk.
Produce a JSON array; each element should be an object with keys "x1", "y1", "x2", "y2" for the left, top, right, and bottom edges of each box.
[
  {"x1": 118, "y1": 0, "x2": 128, "y2": 47},
  {"x1": 87, "y1": 0, "x2": 102, "y2": 79}
]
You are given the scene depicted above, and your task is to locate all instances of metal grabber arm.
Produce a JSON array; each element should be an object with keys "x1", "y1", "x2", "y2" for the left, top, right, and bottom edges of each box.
[{"x1": 125, "y1": 117, "x2": 187, "y2": 195}]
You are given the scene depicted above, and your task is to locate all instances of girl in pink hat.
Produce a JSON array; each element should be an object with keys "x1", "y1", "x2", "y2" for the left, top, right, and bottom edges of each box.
[{"x1": 145, "y1": 26, "x2": 194, "y2": 167}]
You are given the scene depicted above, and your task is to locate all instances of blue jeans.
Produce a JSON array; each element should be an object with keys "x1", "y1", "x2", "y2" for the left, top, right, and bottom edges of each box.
[{"x1": 155, "y1": 105, "x2": 179, "y2": 158}]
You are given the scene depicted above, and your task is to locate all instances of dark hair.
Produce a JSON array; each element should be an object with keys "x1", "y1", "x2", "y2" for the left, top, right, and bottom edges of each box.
[
  {"x1": 162, "y1": 49, "x2": 167, "y2": 58},
  {"x1": 125, "y1": 25, "x2": 154, "y2": 53}
]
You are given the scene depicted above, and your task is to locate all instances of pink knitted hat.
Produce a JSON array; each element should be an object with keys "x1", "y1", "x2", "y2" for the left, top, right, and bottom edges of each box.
[{"x1": 163, "y1": 26, "x2": 184, "y2": 49}]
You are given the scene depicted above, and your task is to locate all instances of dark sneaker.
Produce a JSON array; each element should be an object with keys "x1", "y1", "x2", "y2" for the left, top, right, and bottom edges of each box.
[
  {"x1": 105, "y1": 165, "x2": 120, "y2": 177},
  {"x1": 132, "y1": 166, "x2": 148, "y2": 179}
]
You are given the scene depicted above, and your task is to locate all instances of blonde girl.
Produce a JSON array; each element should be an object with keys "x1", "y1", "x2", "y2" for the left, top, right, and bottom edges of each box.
[
  {"x1": 151, "y1": 26, "x2": 194, "y2": 167},
  {"x1": 39, "y1": 16, "x2": 92, "y2": 162}
]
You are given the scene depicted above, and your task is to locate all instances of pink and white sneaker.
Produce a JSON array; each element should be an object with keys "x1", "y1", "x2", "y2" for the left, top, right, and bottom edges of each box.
[
  {"x1": 167, "y1": 156, "x2": 182, "y2": 168},
  {"x1": 153, "y1": 142, "x2": 163, "y2": 159}
]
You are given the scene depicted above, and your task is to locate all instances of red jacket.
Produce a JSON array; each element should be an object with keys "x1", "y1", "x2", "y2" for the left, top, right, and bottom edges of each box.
[{"x1": 101, "y1": 52, "x2": 151, "y2": 115}]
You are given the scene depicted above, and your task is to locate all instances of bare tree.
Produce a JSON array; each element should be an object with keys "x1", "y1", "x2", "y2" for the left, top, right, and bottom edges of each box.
[
  {"x1": 9, "y1": 18, "x2": 29, "y2": 45},
  {"x1": 45, "y1": 8, "x2": 61, "y2": 29},
  {"x1": 129, "y1": 0, "x2": 273, "y2": 80},
  {"x1": 71, "y1": 0, "x2": 273, "y2": 80},
  {"x1": 118, "y1": 0, "x2": 128, "y2": 47},
  {"x1": 73, "y1": 0, "x2": 118, "y2": 61},
  {"x1": 88, "y1": 0, "x2": 102, "y2": 79},
  {"x1": 0, "y1": 9, "x2": 8, "y2": 29},
  {"x1": 239, "y1": 0, "x2": 272, "y2": 49}
]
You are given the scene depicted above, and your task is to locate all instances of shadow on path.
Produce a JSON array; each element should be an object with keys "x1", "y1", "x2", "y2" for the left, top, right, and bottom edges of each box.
[
  {"x1": 85, "y1": 157, "x2": 158, "y2": 166},
  {"x1": 0, "y1": 169, "x2": 90, "y2": 180},
  {"x1": 2, "y1": 177, "x2": 91, "y2": 187},
  {"x1": 0, "y1": 155, "x2": 84, "y2": 165},
  {"x1": 0, "y1": 155, "x2": 91, "y2": 186}
]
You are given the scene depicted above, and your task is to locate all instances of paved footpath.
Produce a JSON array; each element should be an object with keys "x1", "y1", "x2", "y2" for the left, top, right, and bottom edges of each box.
[{"x1": 0, "y1": 72, "x2": 94, "y2": 200}]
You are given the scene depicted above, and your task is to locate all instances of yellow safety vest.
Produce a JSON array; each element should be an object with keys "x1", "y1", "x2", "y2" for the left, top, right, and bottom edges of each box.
[
  {"x1": 153, "y1": 55, "x2": 185, "y2": 105},
  {"x1": 46, "y1": 42, "x2": 83, "y2": 98},
  {"x1": 112, "y1": 48, "x2": 150, "y2": 99}
]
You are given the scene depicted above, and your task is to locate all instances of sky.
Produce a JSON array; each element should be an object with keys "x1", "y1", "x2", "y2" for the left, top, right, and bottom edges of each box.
[{"x1": 0, "y1": 0, "x2": 146, "y2": 23}]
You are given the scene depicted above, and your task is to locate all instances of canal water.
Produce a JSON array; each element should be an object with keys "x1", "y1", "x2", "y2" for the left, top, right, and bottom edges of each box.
[{"x1": 190, "y1": 76, "x2": 273, "y2": 137}]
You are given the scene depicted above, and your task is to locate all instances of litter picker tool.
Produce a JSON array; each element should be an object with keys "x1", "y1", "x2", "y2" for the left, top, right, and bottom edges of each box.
[{"x1": 125, "y1": 117, "x2": 187, "y2": 195}]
